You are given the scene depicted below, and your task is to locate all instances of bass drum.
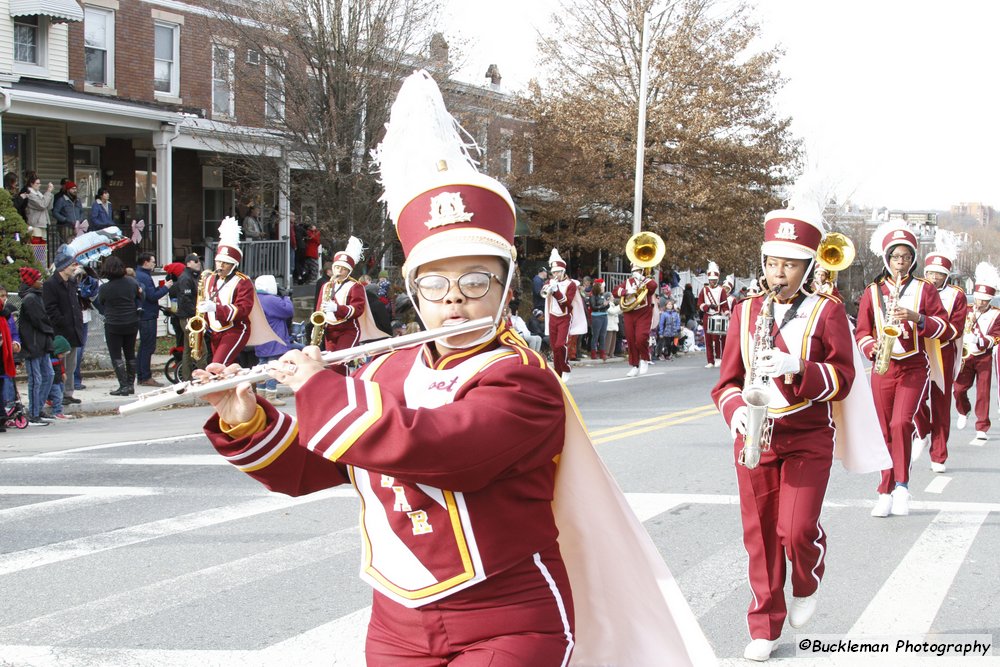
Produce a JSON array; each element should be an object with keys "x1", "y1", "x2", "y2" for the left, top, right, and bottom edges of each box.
[{"x1": 708, "y1": 314, "x2": 729, "y2": 336}]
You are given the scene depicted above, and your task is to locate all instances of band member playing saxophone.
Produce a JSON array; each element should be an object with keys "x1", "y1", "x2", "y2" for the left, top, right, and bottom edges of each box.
[
  {"x1": 912, "y1": 246, "x2": 967, "y2": 471},
  {"x1": 953, "y1": 262, "x2": 1000, "y2": 446},
  {"x1": 855, "y1": 222, "x2": 950, "y2": 518},
  {"x1": 713, "y1": 208, "x2": 886, "y2": 662},
  {"x1": 197, "y1": 217, "x2": 279, "y2": 365}
]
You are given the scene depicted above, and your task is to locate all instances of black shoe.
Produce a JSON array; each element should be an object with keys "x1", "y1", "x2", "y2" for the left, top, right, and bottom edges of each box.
[
  {"x1": 74, "y1": 384, "x2": 87, "y2": 390},
  {"x1": 64, "y1": 396, "x2": 82, "y2": 404},
  {"x1": 28, "y1": 416, "x2": 50, "y2": 426},
  {"x1": 109, "y1": 387, "x2": 129, "y2": 396},
  {"x1": 38, "y1": 413, "x2": 57, "y2": 423}
]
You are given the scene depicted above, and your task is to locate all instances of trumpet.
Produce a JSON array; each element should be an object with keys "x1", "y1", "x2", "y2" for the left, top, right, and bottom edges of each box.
[
  {"x1": 118, "y1": 317, "x2": 495, "y2": 416},
  {"x1": 961, "y1": 311, "x2": 977, "y2": 365}
]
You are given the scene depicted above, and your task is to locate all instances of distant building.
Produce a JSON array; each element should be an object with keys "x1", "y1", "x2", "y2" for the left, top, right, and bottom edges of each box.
[{"x1": 950, "y1": 202, "x2": 998, "y2": 226}]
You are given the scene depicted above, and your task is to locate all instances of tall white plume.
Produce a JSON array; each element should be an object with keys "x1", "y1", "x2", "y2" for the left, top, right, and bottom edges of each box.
[
  {"x1": 974, "y1": 261, "x2": 999, "y2": 290},
  {"x1": 371, "y1": 70, "x2": 480, "y2": 224},
  {"x1": 218, "y1": 216, "x2": 242, "y2": 248},
  {"x1": 933, "y1": 228, "x2": 959, "y2": 262},
  {"x1": 343, "y1": 235, "x2": 364, "y2": 263}
]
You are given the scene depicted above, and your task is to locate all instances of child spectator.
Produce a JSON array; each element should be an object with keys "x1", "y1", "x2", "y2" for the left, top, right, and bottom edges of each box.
[
  {"x1": 47, "y1": 335, "x2": 76, "y2": 420},
  {"x1": 657, "y1": 299, "x2": 682, "y2": 360}
]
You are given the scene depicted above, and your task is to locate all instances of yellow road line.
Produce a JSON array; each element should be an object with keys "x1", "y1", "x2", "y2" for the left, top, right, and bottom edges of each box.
[{"x1": 588, "y1": 403, "x2": 717, "y2": 437}]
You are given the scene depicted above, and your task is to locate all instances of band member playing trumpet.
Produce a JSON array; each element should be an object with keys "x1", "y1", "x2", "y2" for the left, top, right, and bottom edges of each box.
[
  {"x1": 196, "y1": 71, "x2": 707, "y2": 666},
  {"x1": 913, "y1": 248, "x2": 967, "y2": 471},
  {"x1": 698, "y1": 261, "x2": 729, "y2": 368},
  {"x1": 542, "y1": 248, "x2": 585, "y2": 384},
  {"x1": 317, "y1": 236, "x2": 382, "y2": 367},
  {"x1": 855, "y1": 222, "x2": 950, "y2": 518},
  {"x1": 713, "y1": 209, "x2": 886, "y2": 661},
  {"x1": 953, "y1": 262, "x2": 1000, "y2": 446},
  {"x1": 612, "y1": 262, "x2": 658, "y2": 377},
  {"x1": 197, "y1": 217, "x2": 279, "y2": 365}
]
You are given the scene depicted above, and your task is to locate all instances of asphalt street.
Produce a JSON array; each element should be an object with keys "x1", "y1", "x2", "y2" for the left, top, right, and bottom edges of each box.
[{"x1": 1, "y1": 352, "x2": 998, "y2": 666}]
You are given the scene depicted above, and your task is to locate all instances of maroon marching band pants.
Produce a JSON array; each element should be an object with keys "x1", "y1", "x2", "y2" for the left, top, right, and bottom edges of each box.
[
  {"x1": 549, "y1": 314, "x2": 571, "y2": 376},
  {"x1": 365, "y1": 544, "x2": 574, "y2": 666},
  {"x1": 871, "y1": 356, "x2": 930, "y2": 494},
  {"x1": 914, "y1": 344, "x2": 958, "y2": 464},
  {"x1": 210, "y1": 323, "x2": 250, "y2": 366},
  {"x1": 703, "y1": 316, "x2": 725, "y2": 364},
  {"x1": 953, "y1": 350, "x2": 993, "y2": 434},
  {"x1": 324, "y1": 323, "x2": 362, "y2": 376},
  {"x1": 735, "y1": 421, "x2": 833, "y2": 641},
  {"x1": 623, "y1": 306, "x2": 654, "y2": 367}
]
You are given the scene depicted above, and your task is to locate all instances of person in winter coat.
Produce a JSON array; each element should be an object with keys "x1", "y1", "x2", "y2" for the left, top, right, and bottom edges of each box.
[
  {"x1": 42, "y1": 245, "x2": 85, "y2": 405},
  {"x1": 95, "y1": 256, "x2": 142, "y2": 395},
  {"x1": 52, "y1": 181, "x2": 84, "y2": 242},
  {"x1": 252, "y1": 275, "x2": 295, "y2": 405},
  {"x1": 89, "y1": 188, "x2": 114, "y2": 231},
  {"x1": 0, "y1": 285, "x2": 21, "y2": 423},
  {"x1": 24, "y1": 176, "x2": 54, "y2": 243},
  {"x1": 17, "y1": 267, "x2": 55, "y2": 425},
  {"x1": 656, "y1": 299, "x2": 682, "y2": 360},
  {"x1": 679, "y1": 283, "x2": 698, "y2": 329}
]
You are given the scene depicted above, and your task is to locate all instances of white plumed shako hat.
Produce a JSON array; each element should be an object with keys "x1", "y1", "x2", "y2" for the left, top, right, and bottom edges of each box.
[
  {"x1": 215, "y1": 216, "x2": 242, "y2": 265},
  {"x1": 333, "y1": 236, "x2": 363, "y2": 272},
  {"x1": 973, "y1": 262, "x2": 998, "y2": 300},
  {"x1": 706, "y1": 260, "x2": 720, "y2": 278},
  {"x1": 548, "y1": 248, "x2": 567, "y2": 271}
]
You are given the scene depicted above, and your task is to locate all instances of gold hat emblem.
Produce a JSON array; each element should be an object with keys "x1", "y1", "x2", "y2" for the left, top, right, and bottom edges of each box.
[{"x1": 425, "y1": 192, "x2": 474, "y2": 229}]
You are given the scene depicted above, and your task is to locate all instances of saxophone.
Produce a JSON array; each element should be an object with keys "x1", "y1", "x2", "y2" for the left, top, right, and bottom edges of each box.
[
  {"x1": 187, "y1": 271, "x2": 209, "y2": 361},
  {"x1": 738, "y1": 285, "x2": 780, "y2": 470},
  {"x1": 310, "y1": 279, "x2": 335, "y2": 346},
  {"x1": 960, "y1": 310, "x2": 977, "y2": 369},
  {"x1": 872, "y1": 273, "x2": 902, "y2": 375}
]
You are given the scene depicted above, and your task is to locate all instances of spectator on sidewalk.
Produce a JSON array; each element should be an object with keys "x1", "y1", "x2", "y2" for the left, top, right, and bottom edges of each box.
[
  {"x1": 605, "y1": 297, "x2": 622, "y2": 359},
  {"x1": 527, "y1": 307, "x2": 548, "y2": 355},
  {"x1": 42, "y1": 246, "x2": 84, "y2": 406},
  {"x1": 532, "y1": 266, "x2": 548, "y2": 312},
  {"x1": 135, "y1": 252, "x2": 173, "y2": 387},
  {"x1": 509, "y1": 301, "x2": 542, "y2": 353},
  {"x1": 589, "y1": 278, "x2": 610, "y2": 360},
  {"x1": 680, "y1": 283, "x2": 698, "y2": 329},
  {"x1": 89, "y1": 188, "x2": 113, "y2": 231},
  {"x1": 17, "y1": 267, "x2": 55, "y2": 426},
  {"x1": 95, "y1": 256, "x2": 141, "y2": 396},
  {"x1": 252, "y1": 275, "x2": 295, "y2": 406},
  {"x1": 74, "y1": 266, "x2": 99, "y2": 391},
  {"x1": 303, "y1": 224, "x2": 322, "y2": 283},
  {"x1": 0, "y1": 286, "x2": 20, "y2": 418},
  {"x1": 657, "y1": 299, "x2": 682, "y2": 360},
  {"x1": 169, "y1": 253, "x2": 205, "y2": 381},
  {"x1": 47, "y1": 335, "x2": 76, "y2": 420},
  {"x1": 24, "y1": 176, "x2": 54, "y2": 244}
]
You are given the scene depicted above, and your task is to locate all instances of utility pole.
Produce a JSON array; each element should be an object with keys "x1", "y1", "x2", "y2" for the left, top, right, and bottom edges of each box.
[{"x1": 632, "y1": 8, "x2": 650, "y2": 236}]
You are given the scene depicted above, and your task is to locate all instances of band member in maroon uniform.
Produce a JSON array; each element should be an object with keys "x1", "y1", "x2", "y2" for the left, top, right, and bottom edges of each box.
[
  {"x1": 913, "y1": 249, "x2": 967, "y2": 471},
  {"x1": 698, "y1": 261, "x2": 729, "y2": 368},
  {"x1": 713, "y1": 208, "x2": 887, "y2": 662},
  {"x1": 954, "y1": 262, "x2": 1000, "y2": 446},
  {"x1": 194, "y1": 71, "x2": 710, "y2": 666},
  {"x1": 542, "y1": 248, "x2": 585, "y2": 384},
  {"x1": 197, "y1": 217, "x2": 278, "y2": 365},
  {"x1": 855, "y1": 222, "x2": 950, "y2": 518},
  {"x1": 318, "y1": 236, "x2": 383, "y2": 361},
  {"x1": 613, "y1": 263, "x2": 658, "y2": 376}
]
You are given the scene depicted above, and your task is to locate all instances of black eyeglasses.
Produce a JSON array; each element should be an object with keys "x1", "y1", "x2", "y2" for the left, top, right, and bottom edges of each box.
[
  {"x1": 888, "y1": 253, "x2": 913, "y2": 261},
  {"x1": 411, "y1": 271, "x2": 502, "y2": 302}
]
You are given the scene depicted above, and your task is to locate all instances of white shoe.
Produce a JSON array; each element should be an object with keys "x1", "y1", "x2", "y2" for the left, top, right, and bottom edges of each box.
[
  {"x1": 714, "y1": 359, "x2": 722, "y2": 367},
  {"x1": 871, "y1": 493, "x2": 892, "y2": 517},
  {"x1": 561, "y1": 373, "x2": 570, "y2": 386},
  {"x1": 705, "y1": 363, "x2": 714, "y2": 368},
  {"x1": 626, "y1": 366, "x2": 639, "y2": 377},
  {"x1": 956, "y1": 414, "x2": 968, "y2": 430},
  {"x1": 744, "y1": 638, "x2": 777, "y2": 662},
  {"x1": 910, "y1": 434, "x2": 928, "y2": 464},
  {"x1": 639, "y1": 360, "x2": 649, "y2": 375},
  {"x1": 974, "y1": 430, "x2": 988, "y2": 441},
  {"x1": 890, "y1": 486, "x2": 910, "y2": 516},
  {"x1": 931, "y1": 461, "x2": 947, "y2": 473},
  {"x1": 788, "y1": 593, "x2": 817, "y2": 628}
]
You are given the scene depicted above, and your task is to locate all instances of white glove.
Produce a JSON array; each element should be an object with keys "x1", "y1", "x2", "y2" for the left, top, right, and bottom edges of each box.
[
  {"x1": 197, "y1": 300, "x2": 216, "y2": 314},
  {"x1": 730, "y1": 406, "x2": 748, "y2": 439},
  {"x1": 755, "y1": 348, "x2": 801, "y2": 378},
  {"x1": 322, "y1": 300, "x2": 338, "y2": 314}
]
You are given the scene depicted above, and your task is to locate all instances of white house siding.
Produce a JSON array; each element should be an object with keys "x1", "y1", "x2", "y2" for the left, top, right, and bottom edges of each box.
[
  {"x1": 5, "y1": 115, "x2": 70, "y2": 184},
  {"x1": 0, "y1": 0, "x2": 15, "y2": 76},
  {"x1": 47, "y1": 22, "x2": 70, "y2": 82}
]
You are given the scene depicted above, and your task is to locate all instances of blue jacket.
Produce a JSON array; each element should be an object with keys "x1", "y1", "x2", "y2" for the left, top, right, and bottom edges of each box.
[
  {"x1": 254, "y1": 293, "x2": 294, "y2": 358},
  {"x1": 136, "y1": 266, "x2": 169, "y2": 321},
  {"x1": 657, "y1": 310, "x2": 681, "y2": 337},
  {"x1": 53, "y1": 193, "x2": 84, "y2": 226},
  {"x1": 89, "y1": 201, "x2": 114, "y2": 230}
]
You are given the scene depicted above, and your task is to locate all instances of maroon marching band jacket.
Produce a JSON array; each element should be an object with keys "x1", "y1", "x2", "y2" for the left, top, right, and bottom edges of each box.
[
  {"x1": 612, "y1": 275, "x2": 657, "y2": 311},
  {"x1": 855, "y1": 275, "x2": 950, "y2": 363}
]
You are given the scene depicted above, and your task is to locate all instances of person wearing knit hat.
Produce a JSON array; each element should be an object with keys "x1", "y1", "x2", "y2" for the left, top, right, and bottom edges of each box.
[
  {"x1": 855, "y1": 220, "x2": 951, "y2": 519},
  {"x1": 953, "y1": 261, "x2": 1000, "y2": 450},
  {"x1": 697, "y1": 260, "x2": 729, "y2": 368},
  {"x1": 196, "y1": 70, "x2": 710, "y2": 667},
  {"x1": 196, "y1": 217, "x2": 280, "y2": 366},
  {"x1": 712, "y1": 207, "x2": 889, "y2": 661},
  {"x1": 913, "y1": 239, "x2": 967, "y2": 472},
  {"x1": 42, "y1": 245, "x2": 85, "y2": 405},
  {"x1": 17, "y1": 264, "x2": 56, "y2": 425},
  {"x1": 316, "y1": 236, "x2": 384, "y2": 363},
  {"x1": 52, "y1": 180, "x2": 83, "y2": 244},
  {"x1": 541, "y1": 248, "x2": 586, "y2": 382}
]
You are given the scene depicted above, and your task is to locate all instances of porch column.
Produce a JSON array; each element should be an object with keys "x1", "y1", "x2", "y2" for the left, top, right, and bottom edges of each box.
[
  {"x1": 152, "y1": 124, "x2": 177, "y2": 262},
  {"x1": 278, "y1": 151, "x2": 291, "y2": 288}
]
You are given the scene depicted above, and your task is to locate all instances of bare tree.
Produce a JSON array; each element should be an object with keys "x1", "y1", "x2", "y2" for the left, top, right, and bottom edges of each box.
[
  {"x1": 202, "y1": 0, "x2": 443, "y2": 267},
  {"x1": 512, "y1": 0, "x2": 801, "y2": 273}
]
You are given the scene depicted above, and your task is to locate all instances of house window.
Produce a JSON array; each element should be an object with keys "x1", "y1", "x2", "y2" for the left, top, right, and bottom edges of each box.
[
  {"x1": 264, "y1": 58, "x2": 284, "y2": 122},
  {"x1": 212, "y1": 44, "x2": 235, "y2": 117},
  {"x1": 14, "y1": 16, "x2": 42, "y2": 65},
  {"x1": 85, "y1": 7, "x2": 115, "y2": 87},
  {"x1": 500, "y1": 129, "x2": 513, "y2": 176},
  {"x1": 154, "y1": 22, "x2": 180, "y2": 96}
]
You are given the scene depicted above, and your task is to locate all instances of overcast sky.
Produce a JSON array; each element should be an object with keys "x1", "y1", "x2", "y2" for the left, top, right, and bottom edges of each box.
[{"x1": 443, "y1": 0, "x2": 1000, "y2": 212}]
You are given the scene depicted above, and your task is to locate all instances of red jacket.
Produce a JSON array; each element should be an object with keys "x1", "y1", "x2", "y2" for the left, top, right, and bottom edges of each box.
[{"x1": 304, "y1": 228, "x2": 321, "y2": 259}]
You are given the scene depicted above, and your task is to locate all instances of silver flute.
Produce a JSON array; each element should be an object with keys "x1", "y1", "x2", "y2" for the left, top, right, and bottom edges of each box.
[{"x1": 118, "y1": 317, "x2": 495, "y2": 416}]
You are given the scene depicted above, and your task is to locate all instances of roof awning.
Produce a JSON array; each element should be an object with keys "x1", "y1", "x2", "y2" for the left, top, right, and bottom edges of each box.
[{"x1": 10, "y1": 0, "x2": 83, "y2": 23}]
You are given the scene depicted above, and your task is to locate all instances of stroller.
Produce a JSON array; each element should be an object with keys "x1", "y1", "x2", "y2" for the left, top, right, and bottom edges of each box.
[{"x1": 4, "y1": 380, "x2": 28, "y2": 430}]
